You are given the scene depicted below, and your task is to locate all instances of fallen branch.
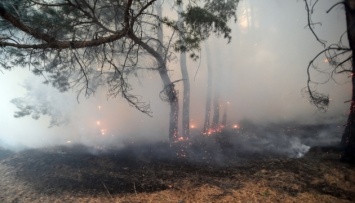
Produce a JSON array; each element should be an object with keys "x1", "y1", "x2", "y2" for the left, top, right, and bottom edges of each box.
[
  {"x1": 133, "y1": 182, "x2": 138, "y2": 197},
  {"x1": 101, "y1": 180, "x2": 113, "y2": 200}
]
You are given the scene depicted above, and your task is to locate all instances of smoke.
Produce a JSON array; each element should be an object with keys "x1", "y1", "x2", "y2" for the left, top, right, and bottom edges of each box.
[{"x1": 0, "y1": 0, "x2": 350, "y2": 160}]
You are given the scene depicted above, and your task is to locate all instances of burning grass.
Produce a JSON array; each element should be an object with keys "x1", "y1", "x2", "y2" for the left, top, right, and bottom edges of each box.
[{"x1": 0, "y1": 123, "x2": 354, "y2": 202}]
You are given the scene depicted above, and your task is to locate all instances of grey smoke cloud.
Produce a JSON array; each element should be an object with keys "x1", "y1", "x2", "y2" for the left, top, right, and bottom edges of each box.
[{"x1": 0, "y1": 0, "x2": 350, "y2": 155}]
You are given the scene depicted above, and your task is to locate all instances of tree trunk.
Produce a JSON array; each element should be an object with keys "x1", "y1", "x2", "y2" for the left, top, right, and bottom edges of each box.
[
  {"x1": 211, "y1": 90, "x2": 220, "y2": 129},
  {"x1": 155, "y1": 1, "x2": 179, "y2": 142},
  {"x1": 128, "y1": 4, "x2": 179, "y2": 142},
  {"x1": 203, "y1": 43, "x2": 213, "y2": 133},
  {"x1": 211, "y1": 49, "x2": 221, "y2": 130},
  {"x1": 177, "y1": 1, "x2": 190, "y2": 138},
  {"x1": 221, "y1": 103, "x2": 227, "y2": 128},
  {"x1": 341, "y1": 0, "x2": 355, "y2": 162}
]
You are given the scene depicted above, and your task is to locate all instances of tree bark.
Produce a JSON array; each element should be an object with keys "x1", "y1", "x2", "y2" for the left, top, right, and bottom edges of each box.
[
  {"x1": 128, "y1": 29, "x2": 179, "y2": 142},
  {"x1": 155, "y1": 1, "x2": 179, "y2": 142},
  {"x1": 341, "y1": 0, "x2": 355, "y2": 162},
  {"x1": 221, "y1": 104, "x2": 227, "y2": 127},
  {"x1": 177, "y1": 1, "x2": 190, "y2": 138},
  {"x1": 211, "y1": 90, "x2": 220, "y2": 129},
  {"x1": 203, "y1": 43, "x2": 213, "y2": 133},
  {"x1": 211, "y1": 50, "x2": 221, "y2": 130}
]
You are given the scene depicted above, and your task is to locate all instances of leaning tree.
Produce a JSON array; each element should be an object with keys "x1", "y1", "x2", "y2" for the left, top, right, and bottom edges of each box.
[
  {"x1": 304, "y1": 0, "x2": 355, "y2": 162},
  {"x1": 0, "y1": 0, "x2": 239, "y2": 142}
]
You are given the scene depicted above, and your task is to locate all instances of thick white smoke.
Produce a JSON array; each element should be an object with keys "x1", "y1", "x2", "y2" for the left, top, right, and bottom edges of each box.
[{"x1": 0, "y1": 0, "x2": 350, "y2": 158}]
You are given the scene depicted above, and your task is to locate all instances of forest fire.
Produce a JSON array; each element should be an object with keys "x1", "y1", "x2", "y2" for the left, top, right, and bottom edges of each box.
[
  {"x1": 203, "y1": 128, "x2": 222, "y2": 136},
  {"x1": 100, "y1": 129, "x2": 107, "y2": 136},
  {"x1": 174, "y1": 136, "x2": 189, "y2": 143},
  {"x1": 202, "y1": 123, "x2": 240, "y2": 136}
]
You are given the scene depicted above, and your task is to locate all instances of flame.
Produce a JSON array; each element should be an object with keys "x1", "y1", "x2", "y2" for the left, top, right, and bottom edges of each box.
[
  {"x1": 100, "y1": 129, "x2": 107, "y2": 135},
  {"x1": 173, "y1": 136, "x2": 190, "y2": 143},
  {"x1": 190, "y1": 124, "x2": 196, "y2": 129},
  {"x1": 96, "y1": 121, "x2": 101, "y2": 125},
  {"x1": 203, "y1": 126, "x2": 223, "y2": 136},
  {"x1": 233, "y1": 124, "x2": 240, "y2": 129},
  {"x1": 202, "y1": 123, "x2": 240, "y2": 136}
]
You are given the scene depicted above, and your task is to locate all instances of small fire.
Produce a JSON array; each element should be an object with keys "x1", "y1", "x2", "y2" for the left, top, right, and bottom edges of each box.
[
  {"x1": 98, "y1": 105, "x2": 102, "y2": 110},
  {"x1": 233, "y1": 124, "x2": 240, "y2": 129},
  {"x1": 96, "y1": 121, "x2": 101, "y2": 126},
  {"x1": 100, "y1": 129, "x2": 107, "y2": 135},
  {"x1": 177, "y1": 137, "x2": 185, "y2": 142},
  {"x1": 190, "y1": 124, "x2": 196, "y2": 129},
  {"x1": 202, "y1": 123, "x2": 240, "y2": 136},
  {"x1": 173, "y1": 136, "x2": 190, "y2": 143},
  {"x1": 203, "y1": 126, "x2": 223, "y2": 136}
]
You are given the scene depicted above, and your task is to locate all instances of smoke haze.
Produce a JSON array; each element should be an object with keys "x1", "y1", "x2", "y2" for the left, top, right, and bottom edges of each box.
[{"x1": 0, "y1": 0, "x2": 350, "y2": 156}]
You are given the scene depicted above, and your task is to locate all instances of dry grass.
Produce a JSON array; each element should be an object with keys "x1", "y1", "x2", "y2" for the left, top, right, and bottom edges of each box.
[{"x1": 0, "y1": 144, "x2": 354, "y2": 203}]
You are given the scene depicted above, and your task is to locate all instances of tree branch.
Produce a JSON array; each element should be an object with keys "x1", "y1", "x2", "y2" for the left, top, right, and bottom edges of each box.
[{"x1": 304, "y1": 0, "x2": 327, "y2": 47}]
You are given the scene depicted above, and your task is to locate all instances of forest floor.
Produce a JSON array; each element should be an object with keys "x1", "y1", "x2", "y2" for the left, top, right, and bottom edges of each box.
[{"x1": 0, "y1": 124, "x2": 354, "y2": 203}]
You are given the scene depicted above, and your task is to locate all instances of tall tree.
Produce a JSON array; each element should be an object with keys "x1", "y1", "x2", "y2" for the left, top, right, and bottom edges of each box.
[
  {"x1": 203, "y1": 43, "x2": 213, "y2": 133},
  {"x1": 177, "y1": 0, "x2": 190, "y2": 138},
  {"x1": 304, "y1": 0, "x2": 355, "y2": 162},
  {"x1": 151, "y1": 0, "x2": 179, "y2": 141},
  {"x1": 341, "y1": 0, "x2": 355, "y2": 162}
]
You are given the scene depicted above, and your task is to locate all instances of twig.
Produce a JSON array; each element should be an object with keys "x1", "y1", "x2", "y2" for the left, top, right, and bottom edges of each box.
[
  {"x1": 326, "y1": 2, "x2": 344, "y2": 13},
  {"x1": 304, "y1": 0, "x2": 327, "y2": 47},
  {"x1": 133, "y1": 182, "x2": 138, "y2": 197},
  {"x1": 101, "y1": 180, "x2": 113, "y2": 200}
]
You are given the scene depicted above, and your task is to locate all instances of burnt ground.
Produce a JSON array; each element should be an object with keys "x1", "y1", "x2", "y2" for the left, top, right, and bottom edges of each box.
[{"x1": 0, "y1": 124, "x2": 355, "y2": 202}]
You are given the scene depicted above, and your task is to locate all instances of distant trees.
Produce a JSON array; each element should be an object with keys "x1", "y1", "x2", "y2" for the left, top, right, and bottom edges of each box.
[
  {"x1": 304, "y1": 0, "x2": 355, "y2": 162},
  {"x1": 0, "y1": 0, "x2": 239, "y2": 142},
  {"x1": 203, "y1": 43, "x2": 213, "y2": 133},
  {"x1": 202, "y1": 42, "x2": 231, "y2": 135}
]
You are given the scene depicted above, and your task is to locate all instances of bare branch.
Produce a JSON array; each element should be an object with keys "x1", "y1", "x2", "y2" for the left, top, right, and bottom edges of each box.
[
  {"x1": 28, "y1": 0, "x2": 70, "y2": 7},
  {"x1": 304, "y1": 0, "x2": 327, "y2": 47},
  {"x1": 326, "y1": 2, "x2": 344, "y2": 13}
]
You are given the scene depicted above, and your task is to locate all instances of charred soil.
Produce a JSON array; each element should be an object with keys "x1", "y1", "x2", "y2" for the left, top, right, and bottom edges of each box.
[{"x1": 0, "y1": 132, "x2": 354, "y2": 202}]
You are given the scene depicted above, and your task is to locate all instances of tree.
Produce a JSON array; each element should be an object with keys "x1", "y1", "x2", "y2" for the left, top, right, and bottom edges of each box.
[
  {"x1": 202, "y1": 42, "x2": 229, "y2": 134},
  {"x1": 177, "y1": 0, "x2": 190, "y2": 139},
  {"x1": 203, "y1": 43, "x2": 213, "y2": 133},
  {"x1": 304, "y1": 0, "x2": 355, "y2": 162},
  {"x1": 0, "y1": 0, "x2": 239, "y2": 142}
]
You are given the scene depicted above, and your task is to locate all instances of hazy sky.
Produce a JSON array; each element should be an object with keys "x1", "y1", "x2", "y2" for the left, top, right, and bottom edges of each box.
[{"x1": 0, "y1": 0, "x2": 350, "y2": 149}]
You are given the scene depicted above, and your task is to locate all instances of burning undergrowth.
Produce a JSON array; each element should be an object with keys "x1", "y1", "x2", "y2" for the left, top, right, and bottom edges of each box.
[
  {"x1": 183, "y1": 120, "x2": 343, "y2": 164},
  {"x1": 1, "y1": 121, "x2": 344, "y2": 166},
  {"x1": 0, "y1": 122, "x2": 353, "y2": 202}
]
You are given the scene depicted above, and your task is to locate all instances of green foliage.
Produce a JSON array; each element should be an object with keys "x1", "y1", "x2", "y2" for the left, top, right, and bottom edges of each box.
[
  {"x1": 174, "y1": 0, "x2": 239, "y2": 57},
  {"x1": 11, "y1": 95, "x2": 69, "y2": 127}
]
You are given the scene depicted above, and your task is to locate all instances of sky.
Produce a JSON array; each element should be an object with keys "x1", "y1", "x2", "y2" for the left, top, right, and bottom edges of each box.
[{"x1": 0, "y1": 0, "x2": 351, "y2": 149}]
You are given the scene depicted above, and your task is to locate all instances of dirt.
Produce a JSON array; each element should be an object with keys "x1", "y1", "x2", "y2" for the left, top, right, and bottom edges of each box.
[{"x1": 0, "y1": 140, "x2": 354, "y2": 203}]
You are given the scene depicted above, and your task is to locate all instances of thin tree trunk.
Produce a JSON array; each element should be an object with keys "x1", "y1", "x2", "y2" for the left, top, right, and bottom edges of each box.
[
  {"x1": 211, "y1": 47, "x2": 221, "y2": 130},
  {"x1": 221, "y1": 103, "x2": 227, "y2": 128},
  {"x1": 177, "y1": 1, "x2": 190, "y2": 138},
  {"x1": 203, "y1": 43, "x2": 213, "y2": 133},
  {"x1": 341, "y1": 0, "x2": 355, "y2": 162},
  {"x1": 155, "y1": 1, "x2": 179, "y2": 142},
  {"x1": 211, "y1": 90, "x2": 220, "y2": 129},
  {"x1": 128, "y1": 2, "x2": 179, "y2": 142}
]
